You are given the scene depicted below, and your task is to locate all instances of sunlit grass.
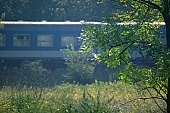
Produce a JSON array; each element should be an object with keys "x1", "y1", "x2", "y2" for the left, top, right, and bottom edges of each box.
[{"x1": 0, "y1": 81, "x2": 166, "y2": 113}]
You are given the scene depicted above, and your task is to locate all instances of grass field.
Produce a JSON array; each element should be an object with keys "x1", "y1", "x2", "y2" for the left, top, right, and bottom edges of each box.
[{"x1": 0, "y1": 81, "x2": 166, "y2": 113}]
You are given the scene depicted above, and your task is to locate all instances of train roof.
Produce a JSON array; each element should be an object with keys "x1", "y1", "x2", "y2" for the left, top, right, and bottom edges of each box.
[
  {"x1": 116, "y1": 22, "x2": 165, "y2": 25},
  {"x1": 0, "y1": 21, "x2": 104, "y2": 25},
  {"x1": 0, "y1": 21, "x2": 165, "y2": 30},
  {"x1": 0, "y1": 21, "x2": 165, "y2": 26}
]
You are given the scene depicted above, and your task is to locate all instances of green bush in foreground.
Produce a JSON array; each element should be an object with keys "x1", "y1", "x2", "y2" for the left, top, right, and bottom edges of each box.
[
  {"x1": 0, "y1": 81, "x2": 166, "y2": 113},
  {"x1": 61, "y1": 45, "x2": 95, "y2": 84}
]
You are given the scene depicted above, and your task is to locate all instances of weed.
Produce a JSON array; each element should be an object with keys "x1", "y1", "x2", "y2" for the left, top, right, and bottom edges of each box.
[{"x1": 0, "y1": 81, "x2": 166, "y2": 113}]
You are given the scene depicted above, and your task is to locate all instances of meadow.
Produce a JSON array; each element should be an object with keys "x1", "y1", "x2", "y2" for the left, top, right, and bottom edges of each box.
[
  {"x1": 0, "y1": 57, "x2": 167, "y2": 113},
  {"x1": 0, "y1": 80, "x2": 166, "y2": 113}
]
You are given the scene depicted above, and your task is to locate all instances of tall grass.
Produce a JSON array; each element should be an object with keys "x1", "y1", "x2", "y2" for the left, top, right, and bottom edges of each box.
[
  {"x1": 0, "y1": 81, "x2": 166, "y2": 113},
  {"x1": 0, "y1": 61, "x2": 167, "y2": 112}
]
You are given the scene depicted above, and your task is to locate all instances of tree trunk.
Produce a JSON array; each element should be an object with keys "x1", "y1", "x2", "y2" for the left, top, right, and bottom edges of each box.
[
  {"x1": 168, "y1": 77, "x2": 170, "y2": 113},
  {"x1": 167, "y1": 23, "x2": 170, "y2": 112},
  {"x1": 163, "y1": 13, "x2": 170, "y2": 113}
]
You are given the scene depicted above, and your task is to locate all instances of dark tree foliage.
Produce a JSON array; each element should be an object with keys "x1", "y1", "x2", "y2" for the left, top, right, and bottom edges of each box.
[
  {"x1": 0, "y1": 0, "x2": 126, "y2": 21},
  {"x1": 80, "y1": 0, "x2": 170, "y2": 112}
]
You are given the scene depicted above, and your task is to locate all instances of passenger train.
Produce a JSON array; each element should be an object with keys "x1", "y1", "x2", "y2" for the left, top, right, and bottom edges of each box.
[
  {"x1": 0, "y1": 21, "x2": 102, "y2": 68},
  {"x1": 0, "y1": 21, "x2": 166, "y2": 68}
]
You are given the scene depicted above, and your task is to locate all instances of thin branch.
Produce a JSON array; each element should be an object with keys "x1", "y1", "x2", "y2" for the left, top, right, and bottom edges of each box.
[
  {"x1": 108, "y1": 40, "x2": 134, "y2": 65},
  {"x1": 137, "y1": 43, "x2": 155, "y2": 67},
  {"x1": 130, "y1": 5, "x2": 141, "y2": 18},
  {"x1": 162, "y1": 84, "x2": 168, "y2": 90},
  {"x1": 162, "y1": 0, "x2": 165, "y2": 4},
  {"x1": 120, "y1": 41, "x2": 134, "y2": 55},
  {"x1": 133, "y1": 0, "x2": 162, "y2": 12},
  {"x1": 137, "y1": 39, "x2": 158, "y2": 63},
  {"x1": 138, "y1": 85, "x2": 166, "y2": 112},
  {"x1": 109, "y1": 41, "x2": 134, "y2": 50},
  {"x1": 139, "y1": 80, "x2": 167, "y2": 102},
  {"x1": 140, "y1": 6, "x2": 150, "y2": 26},
  {"x1": 146, "y1": 87, "x2": 166, "y2": 112},
  {"x1": 158, "y1": 83, "x2": 168, "y2": 99},
  {"x1": 120, "y1": 96, "x2": 163, "y2": 106},
  {"x1": 153, "y1": 86, "x2": 167, "y2": 102},
  {"x1": 119, "y1": 41, "x2": 134, "y2": 64}
]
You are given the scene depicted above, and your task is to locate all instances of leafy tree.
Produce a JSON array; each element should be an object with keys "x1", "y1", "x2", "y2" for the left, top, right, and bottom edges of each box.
[
  {"x1": 0, "y1": 0, "x2": 122, "y2": 21},
  {"x1": 80, "y1": 0, "x2": 170, "y2": 112}
]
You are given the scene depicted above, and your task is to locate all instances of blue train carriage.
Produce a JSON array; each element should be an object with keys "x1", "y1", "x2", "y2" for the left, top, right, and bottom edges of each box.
[
  {"x1": 156, "y1": 22, "x2": 166, "y2": 45},
  {"x1": 0, "y1": 21, "x2": 102, "y2": 68},
  {"x1": 0, "y1": 21, "x2": 83, "y2": 59},
  {"x1": 127, "y1": 22, "x2": 166, "y2": 67},
  {"x1": 0, "y1": 21, "x2": 166, "y2": 68}
]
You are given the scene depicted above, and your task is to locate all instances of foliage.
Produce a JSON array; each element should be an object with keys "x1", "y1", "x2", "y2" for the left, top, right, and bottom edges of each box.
[
  {"x1": 0, "y1": 81, "x2": 166, "y2": 113},
  {"x1": 0, "y1": 60, "x2": 60, "y2": 87},
  {"x1": 0, "y1": 0, "x2": 124, "y2": 21},
  {"x1": 80, "y1": 0, "x2": 170, "y2": 112},
  {"x1": 0, "y1": 59, "x2": 116, "y2": 87},
  {"x1": 61, "y1": 45, "x2": 95, "y2": 84}
]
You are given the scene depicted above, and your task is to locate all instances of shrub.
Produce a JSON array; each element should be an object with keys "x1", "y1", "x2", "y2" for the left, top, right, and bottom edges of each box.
[{"x1": 61, "y1": 45, "x2": 95, "y2": 84}]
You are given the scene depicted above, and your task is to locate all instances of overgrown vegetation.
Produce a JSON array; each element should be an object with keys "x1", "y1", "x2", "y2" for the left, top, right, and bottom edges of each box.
[
  {"x1": 0, "y1": 45, "x2": 115, "y2": 87},
  {"x1": 0, "y1": 46, "x2": 166, "y2": 112},
  {"x1": 61, "y1": 45, "x2": 95, "y2": 84},
  {"x1": 0, "y1": 81, "x2": 166, "y2": 113},
  {"x1": 79, "y1": 0, "x2": 170, "y2": 112},
  {"x1": 0, "y1": 54, "x2": 166, "y2": 112},
  {"x1": 0, "y1": 0, "x2": 122, "y2": 21}
]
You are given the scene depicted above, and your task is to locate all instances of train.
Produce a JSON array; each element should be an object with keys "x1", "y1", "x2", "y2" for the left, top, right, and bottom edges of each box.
[
  {"x1": 0, "y1": 21, "x2": 167, "y2": 68},
  {"x1": 0, "y1": 21, "x2": 104, "y2": 68}
]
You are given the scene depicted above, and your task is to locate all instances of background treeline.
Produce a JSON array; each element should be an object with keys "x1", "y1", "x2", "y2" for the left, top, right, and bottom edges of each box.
[{"x1": 0, "y1": 0, "x2": 126, "y2": 21}]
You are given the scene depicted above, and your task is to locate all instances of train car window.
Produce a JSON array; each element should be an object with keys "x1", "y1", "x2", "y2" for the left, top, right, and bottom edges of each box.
[
  {"x1": 158, "y1": 35, "x2": 166, "y2": 45},
  {"x1": 160, "y1": 35, "x2": 165, "y2": 38},
  {"x1": 61, "y1": 34, "x2": 77, "y2": 47},
  {"x1": 13, "y1": 34, "x2": 30, "y2": 47},
  {"x1": 0, "y1": 34, "x2": 6, "y2": 46},
  {"x1": 37, "y1": 34, "x2": 53, "y2": 47}
]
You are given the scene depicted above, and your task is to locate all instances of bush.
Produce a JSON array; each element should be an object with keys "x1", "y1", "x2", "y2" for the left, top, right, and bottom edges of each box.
[
  {"x1": 0, "y1": 60, "x2": 57, "y2": 87},
  {"x1": 61, "y1": 45, "x2": 95, "y2": 84}
]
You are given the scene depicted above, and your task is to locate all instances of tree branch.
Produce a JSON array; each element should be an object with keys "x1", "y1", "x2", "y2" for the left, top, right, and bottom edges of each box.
[
  {"x1": 129, "y1": 5, "x2": 141, "y2": 18},
  {"x1": 133, "y1": 0, "x2": 162, "y2": 12},
  {"x1": 140, "y1": 6, "x2": 150, "y2": 25},
  {"x1": 153, "y1": 86, "x2": 167, "y2": 102},
  {"x1": 119, "y1": 41, "x2": 134, "y2": 64},
  {"x1": 161, "y1": 0, "x2": 169, "y2": 16},
  {"x1": 109, "y1": 41, "x2": 134, "y2": 50},
  {"x1": 107, "y1": 40, "x2": 134, "y2": 65},
  {"x1": 120, "y1": 41, "x2": 134, "y2": 55},
  {"x1": 137, "y1": 85, "x2": 166, "y2": 112},
  {"x1": 146, "y1": 87, "x2": 166, "y2": 112},
  {"x1": 137, "y1": 45, "x2": 151, "y2": 66},
  {"x1": 120, "y1": 96, "x2": 164, "y2": 106}
]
